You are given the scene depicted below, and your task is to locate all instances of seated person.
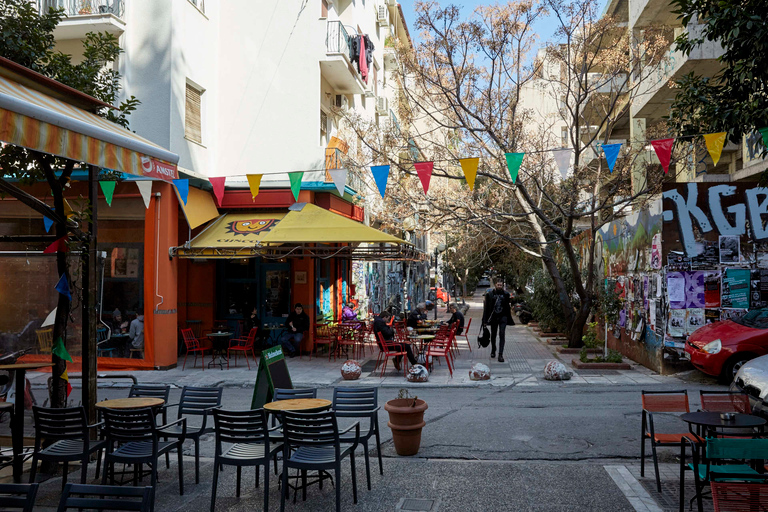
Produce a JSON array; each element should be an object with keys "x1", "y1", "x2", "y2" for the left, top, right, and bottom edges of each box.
[
  {"x1": 129, "y1": 312, "x2": 144, "y2": 356},
  {"x1": 243, "y1": 305, "x2": 261, "y2": 336},
  {"x1": 406, "y1": 303, "x2": 427, "y2": 329},
  {"x1": 280, "y1": 303, "x2": 309, "y2": 357},
  {"x1": 373, "y1": 311, "x2": 417, "y2": 371},
  {"x1": 341, "y1": 302, "x2": 358, "y2": 322},
  {"x1": 446, "y1": 302, "x2": 465, "y2": 335}
]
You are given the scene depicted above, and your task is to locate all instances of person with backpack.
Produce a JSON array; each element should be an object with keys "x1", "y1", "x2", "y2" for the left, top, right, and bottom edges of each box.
[{"x1": 482, "y1": 278, "x2": 513, "y2": 362}]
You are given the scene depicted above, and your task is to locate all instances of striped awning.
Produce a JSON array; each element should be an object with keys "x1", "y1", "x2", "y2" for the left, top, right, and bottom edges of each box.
[{"x1": 0, "y1": 74, "x2": 179, "y2": 179}]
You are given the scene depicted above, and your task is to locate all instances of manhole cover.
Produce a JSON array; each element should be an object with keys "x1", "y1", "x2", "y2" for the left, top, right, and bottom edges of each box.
[{"x1": 396, "y1": 498, "x2": 439, "y2": 511}]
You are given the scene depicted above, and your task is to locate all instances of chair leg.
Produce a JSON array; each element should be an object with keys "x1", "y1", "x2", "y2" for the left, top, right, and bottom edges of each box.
[
  {"x1": 195, "y1": 438, "x2": 200, "y2": 484},
  {"x1": 227, "y1": 350, "x2": 230, "y2": 370},
  {"x1": 640, "y1": 418, "x2": 646, "y2": 477},
  {"x1": 101, "y1": 458, "x2": 109, "y2": 485},
  {"x1": 62, "y1": 461, "x2": 69, "y2": 492},
  {"x1": 246, "y1": 350, "x2": 251, "y2": 370},
  {"x1": 363, "y1": 441, "x2": 371, "y2": 490},
  {"x1": 210, "y1": 457, "x2": 219, "y2": 512},
  {"x1": 301, "y1": 469, "x2": 307, "y2": 501},
  {"x1": 150, "y1": 459, "x2": 158, "y2": 512},
  {"x1": 263, "y1": 463, "x2": 270, "y2": 512},
  {"x1": 81, "y1": 456, "x2": 88, "y2": 484},
  {"x1": 375, "y1": 426, "x2": 384, "y2": 475},
  {"x1": 280, "y1": 465, "x2": 288, "y2": 512},
  {"x1": 236, "y1": 466, "x2": 242, "y2": 497},
  {"x1": 28, "y1": 455, "x2": 38, "y2": 483},
  {"x1": 650, "y1": 441, "x2": 661, "y2": 493},
  {"x1": 255, "y1": 464, "x2": 259, "y2": 488},
  {"x1": 350, "y1": 453, "x2": 358, "y2": 504},
  {"x1": 183, "y1": 351, "x2": 188, "y2": 370},
  {"x1": 95, "y1": 449, "x2": 102, "y2": 479},
  {"x1": 335, "y1": 466, "x2": 342, "y2": 512}
]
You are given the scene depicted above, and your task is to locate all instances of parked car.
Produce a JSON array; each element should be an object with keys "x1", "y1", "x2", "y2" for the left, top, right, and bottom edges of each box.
[
  {"x1": 478, "y1": 276, "x2": 491, "y2": 287},
  {"x1": 686, "y1": 308, "x2": 768, "y2": 381},
  {"x1": 731, "y1": 354, "x2": 768, "y2": 417},
  {"x1": 429, "y1": 287, "x2": 451, "y2": 306}
]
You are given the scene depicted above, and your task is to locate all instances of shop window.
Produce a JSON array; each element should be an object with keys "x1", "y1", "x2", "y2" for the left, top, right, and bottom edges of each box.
[
  {"x1": 100, "y1": 243, "x2": 144, "y2": 359},
  {"x1": 185, "y1": 82, "x2": 204, "y2": 144}
]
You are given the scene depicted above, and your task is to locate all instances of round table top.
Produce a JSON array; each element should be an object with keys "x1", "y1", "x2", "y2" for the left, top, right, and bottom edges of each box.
[
  {"x1": 0, "y1": 362, "x2": 55, "y2": 371},
  {"x1": 680, "y1": 411, "x2": 767, "y2": 429},
  {"x1": 263, "y1": 398, "x2": 332, "y2": 412},
  {"x1": 110, "y1": 333, "x2": 130, "y2": 338},
  {"x1": 95, "y1": 397, "x2": 165, "y2": 410},
  {"x1": 410, "y1": 334, "x2": 436, "y2": 340},
  {"x1": 207, "y1": 332, "x2": 232, "y2": 337},
  {"x1": 0, "y1": 402, "x2": 13, "y2": 410}
]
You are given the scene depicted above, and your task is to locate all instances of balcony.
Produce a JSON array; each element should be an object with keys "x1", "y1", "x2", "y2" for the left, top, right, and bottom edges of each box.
[
  {"x1": 629, "y1": 0, "x2": 680, "y2": 28},
  {"x1": 320, "y1": 21, "x2": 366, "y2": 95},
  {"x1": 39, "y1": 0, "x2": 126, "y2": 41}
]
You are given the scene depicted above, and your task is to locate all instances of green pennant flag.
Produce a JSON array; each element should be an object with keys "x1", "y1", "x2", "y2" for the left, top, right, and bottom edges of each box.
[
  {"x1": 100, "y1": 181, "x2": 116, "y2": 206},
  {"x1": 759, "y1": 127, "x2": 768, "y2": 151},
  {"x1": 505, "y1": 153, "x2": 525, "y2": 183},
  {"x1": 288, "y1": 172, "x2": 304, "y2": 201},
  {"x1": 51, "y1": 336, "x2": 73, "y2": 363}
]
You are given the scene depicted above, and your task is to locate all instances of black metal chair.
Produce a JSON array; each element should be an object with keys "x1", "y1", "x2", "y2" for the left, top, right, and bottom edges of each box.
[
  {"x1": 56, "y1": 483, "x2": 152, "y2": 512},
  {"x1": 163, "y1": 386, "x2": 223, "y2": 484},
  {"x1": 0, "y1": 483, "x2": 39, "y2": 512},
  {"x1": 101, "y1": 407, "x2": 185, "y2": 512},
  {"x1": 279, "y1": 410, "x2": 360, "y2": 512},
  {"x1": 271, "y1": 388, "x2": 317, "y2": 427},
  {"x1": 29, "y1": 406, "x2": 107, "y2": 489},
  {"x1": 128, "y1": 384, "x2": 171, "y2": 467},
  {"x1": 333, "y1": 387, "x2": 383, "y2": 490}
]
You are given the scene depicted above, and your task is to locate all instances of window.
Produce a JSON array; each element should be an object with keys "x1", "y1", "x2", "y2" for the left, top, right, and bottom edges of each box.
[
  {"x1": 185, "y1": 83, "x2": 203, "y2": 144},
  {"x1": 561, "y1": 126, "x2": 569, "y2": 147},
  {"x1": 320, "y1": 109, "x2": 328, "y2": 146},
  {"x1": 321, "y1": 0, "x2": 328, "y2": 17}
]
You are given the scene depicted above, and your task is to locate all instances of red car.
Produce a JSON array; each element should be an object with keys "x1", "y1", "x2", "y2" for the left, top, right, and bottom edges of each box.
[
  {"x1": 686, "y1": 309, "x2": 768, "y2": 381},
  {"x1": 429, "y1": 287, "x2": 451, "y2": 306}
]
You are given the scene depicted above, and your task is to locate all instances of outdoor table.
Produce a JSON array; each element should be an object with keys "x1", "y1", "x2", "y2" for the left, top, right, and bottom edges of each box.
[
  {"x1": 109, "y1": 333, "x2": 131, "y2": 357},
  {"x1": 681, "y1": 411, "x2": 766, "y2": 438},
  {"x1": 0, "y1": 362, "x2": 54, "y2": 482},
  {"x1": 95, "y1": 397, "x2": 165, "y2": 410},
  {"x1": 263, "y1": 398, "x2": 332, "y2": 413},
  {"x1": 262, "y1": 326, "x2": 284, "y2": 347},
  {"x1": 206, "y1": 332, "x2": 232, "y2": 370}
]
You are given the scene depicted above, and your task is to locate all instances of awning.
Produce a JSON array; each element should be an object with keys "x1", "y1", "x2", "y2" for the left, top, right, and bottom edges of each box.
[
  {"x1": 173, "y1": 211, "x2": 286, "y2": 258},
  {"x1": 0, "y1": 73, "x2": 179, "y2": 179}
]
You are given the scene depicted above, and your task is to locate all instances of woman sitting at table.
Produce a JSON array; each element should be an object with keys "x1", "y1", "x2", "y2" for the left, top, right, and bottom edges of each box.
[
  {"x1": 446, "y1": 302, "x2": 465, "y2": 335},
  {"x1": 280, "y1": 303, "x2": 309, "y2": 357},
  {"x1": 341, "y1": 302, "x2": 358, "y2": 323},
  {"x1": 374, "y1": 311, "x2": 417, "y2": 371},
  {"x1": 407, "y1": 303, "x2": 427, "y2": 330}
]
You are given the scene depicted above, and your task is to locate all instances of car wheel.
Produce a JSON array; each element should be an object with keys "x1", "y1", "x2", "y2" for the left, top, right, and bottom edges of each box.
[{"x1": 723, "y1": 354, "x2": 754, "y2": 383}]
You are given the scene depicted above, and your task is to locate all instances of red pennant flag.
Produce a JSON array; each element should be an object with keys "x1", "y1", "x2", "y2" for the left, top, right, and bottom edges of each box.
[
  {"x1": 210, "y1": 177, "x2": 226, "y2": 205},
  {"x1": 651, "y1": 138, "x2": 675, "y2": 174},
  {"x1": 43, "y1": 236, "x2": 68, "y2": 254},
  {"x1": 414, "y1": 161, "x2": 433, "y2": 194}
]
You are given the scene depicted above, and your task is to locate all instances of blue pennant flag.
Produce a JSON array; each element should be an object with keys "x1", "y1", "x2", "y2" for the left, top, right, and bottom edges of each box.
[
  {"x1": 602, "y1": 143, "x2": 622, "y2": 173},
  {"x1": 55, "y1": 274, "x2": 71, "y2": 301},
  {"x1": 370, "y1": 165, "x2": 390, "y2": 198},
  {"x1": 173, "y1": 179, "x2": 189, "y2": 205},
  {"x1": 43, "y1": 216, "x2": 54, "y2": 233}
]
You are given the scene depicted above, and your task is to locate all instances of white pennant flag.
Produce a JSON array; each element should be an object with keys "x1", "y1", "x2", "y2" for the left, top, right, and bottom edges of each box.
[
  {"x1": 136, "y1": 180, "x2": 153, "y2": 208},
  {"x1": 328, "y1": 169, "x2": 347, "y2": 196},
  {"x1": 552, "y1": 148, "x2": 572, "y2": 179}
]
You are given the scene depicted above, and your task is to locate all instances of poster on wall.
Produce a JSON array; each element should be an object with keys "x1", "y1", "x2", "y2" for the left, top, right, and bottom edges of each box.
[
  {"x1": 721, "y1": 308, "x2": 748, "y2": 322},
  {"x1": 655, "y1": 301, "x2": 665, "y2": 334},
  {"x1": 719, "y1": 235, "x2": 741, "y2": 264},
  {"x1": 668, "y1": 251, "x2": 691, "y2": 271},
  {"x1": 649, "y1": 300, "x2": 656, "y2": 332},
  {"x1": 685, "y1": 308, "x2": 705, "y2": 335},
  {"x1": 668, "y1": 309, "x2": 686, "y2": 337},
  {"x1": 705, "y1": 271, "x2": 721, "y2": 308},
  {"x1": 651, "y1": 233, "x2": 662, "y2": 269},
  {"x1": 667, "y1": 272, "x2": 686, "y2": 309},
  {"x1": 722, "y1": 268, "x2": 750, "y2": 308},
  {"x1": 705, "y1": 309, "x2": 720, "y2": 324},
  {"x1": 643, "y1": 275, "x2": 649, "y2": 309},
  {"x1": 685, "y1": 271, "x2": 706, "y2": 308},
  {"x1": 750, "y1": 269, "x2": 768, "y2": 308},
  {"x1": 691, "y1": 241, "x2": 719, "y2": 269}
]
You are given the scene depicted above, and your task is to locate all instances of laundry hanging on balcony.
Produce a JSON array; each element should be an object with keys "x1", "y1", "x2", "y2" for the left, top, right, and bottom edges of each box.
[{"x1": 350, "y1": 34, "x2": 374, "y2": 83}]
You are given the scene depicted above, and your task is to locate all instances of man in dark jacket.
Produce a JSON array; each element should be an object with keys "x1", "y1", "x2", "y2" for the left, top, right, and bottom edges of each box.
[
  {"x1": 373, "y1": 311, "x2": 417, "y2": 371},
  {"x1": 446, "y1": 302, "x2": 465, "y2": 335},
  {"x1": 280, "y1": 303, "x2": 310, "y2": 357},
  {"x1": 406, "y1": 303, "x2": 427, "y2": 329},
  {"x1": 482, "y1": 278, "x2": 513, "y2": 362}
]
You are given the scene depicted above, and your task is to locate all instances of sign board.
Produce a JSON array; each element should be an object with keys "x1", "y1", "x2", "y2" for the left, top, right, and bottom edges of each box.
[{"x1": 250, "y1": 346, "x2": 293, "y2": 409}]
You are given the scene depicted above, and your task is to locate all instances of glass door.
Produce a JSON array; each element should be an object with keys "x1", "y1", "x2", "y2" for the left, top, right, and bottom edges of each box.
[{"x1": 260, "y1": 263, "x2": 291, "y2": 325}]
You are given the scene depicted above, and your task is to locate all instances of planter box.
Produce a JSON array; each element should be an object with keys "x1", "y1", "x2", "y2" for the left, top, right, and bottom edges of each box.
[
  {"x1": 528, "y1": 322, "x2": 539, "y2": 327},
  {"x1": 556, "y1": 347, "x2": 601, "y2": 354},
  {"x1": 571, "y1": 359, "x2": 631, "y2": 370},
  {"x1": 546, "y1": 338, "x2": 568, "y2": 346},
  {"x1": 539, "y1": 332, "x2": 564, "y2": 338}
]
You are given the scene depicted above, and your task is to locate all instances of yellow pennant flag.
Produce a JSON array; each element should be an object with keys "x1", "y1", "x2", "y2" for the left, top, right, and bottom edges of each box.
[
  {"x1": 703, "y1": 132, "x2": 727, "y2": 166},
  {"x1": 459, "y1": 158, "x2": 479, "y2": 190},
  {"x1": 246, "y1": 174, "x2": 263, "y2": 200},
  {"x1": 63, "y1": 199, "x2": 74, "y2": 219}
]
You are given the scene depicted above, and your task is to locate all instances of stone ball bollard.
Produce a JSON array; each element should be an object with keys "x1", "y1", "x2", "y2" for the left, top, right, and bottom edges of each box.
[
  {"x1": 341, "y1": 360, "x2": 362, "y2": 380},
  {"x1": 469, "y1": 362, "x2": 491, "y2": 381},
  {"x1": 407, "y1": 364, "x2": 429, "y2": 382},
  {"x1": 543, "y1": 360, "x2": 573, "y2": 381}
]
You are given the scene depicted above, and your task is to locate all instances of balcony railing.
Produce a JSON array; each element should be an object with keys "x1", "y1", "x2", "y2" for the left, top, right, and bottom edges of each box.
[
  {"x1": 39, "y1": 0, "x2": 124, "y2": 19},
  {"x1": 326, "y1": 20, "x2": 351, "y2": 58}
]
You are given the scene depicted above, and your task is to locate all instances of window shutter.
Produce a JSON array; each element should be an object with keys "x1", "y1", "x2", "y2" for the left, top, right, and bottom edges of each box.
[{"x1": 185, "y1": 84, "x2": 202, "y2": 144}]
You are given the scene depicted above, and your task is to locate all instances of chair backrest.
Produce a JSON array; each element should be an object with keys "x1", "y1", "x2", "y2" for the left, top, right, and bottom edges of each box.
[
  {"x1": 315, "y1": 323, "x2": 336, "y2": 342},
  {"x1": 32, "y1": 406, "x2": 87, "y2": 442},
  {"x1": 711, "y1": 482, "x2": 768, "y2": 512},
  {"x1": 333, "y1": 387, "x2": 377, "y2": 417},
  {"x1": 178, "y1": 386, "x2": 223, "y2": 418},
  {"x1": 376, "y1": 331, "x2": 399, "y2": 353},
  {"x1": 280, "y1": 410, "x2": 340, "y2": 454},
  {"x1": 56, "y1": 483, "x2": 152, "y2": 512},
  {"x1": 128, "y1": 383, "x2": 171, "y2": 403},
  {"x1": 465, "y1": 317, "x2": 472, "y2": 331},
  {"x1": 242, "y1": 328, "x2": 258, "y2": 347},
  {"x1": 96, "y1": 327, "x2": 110, "y2": 344},
  {"x1": 0, "y1": 483, "x2": 39, "y2": 512},
  {"x1": 102, "y1": 407, "x2": 157, "y2": 443},
  {"x1": 706, "y1": 438, "x2": 768, "y2": 461},
  {"x1": 212, "y1": 408, "x2": 269, "y2": 446},
  {"x1": 36, "y1": 329, "x2": 53, "y2": 352},
  {"x1": 700, "y1": 391, "x2": 752, "y2": 414},
  {"x1": 181, "y1": 328, "x2": 199, "y2": 348},
  {"x1": 641, "y1": 390, "x2": 690, "y2": 413},
  {"x1": 273, "y1": 388, "x2": 317, "y2": 401}
]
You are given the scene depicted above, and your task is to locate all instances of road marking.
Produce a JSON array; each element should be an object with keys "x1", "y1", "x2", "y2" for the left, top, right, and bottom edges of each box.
[{"x1": 604, "y1": 465, "x2": 663, "y2": 512}]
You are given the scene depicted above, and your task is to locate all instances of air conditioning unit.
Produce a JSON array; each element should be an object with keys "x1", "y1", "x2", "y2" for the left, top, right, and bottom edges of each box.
[
  {"x1": 375, "y1": 96, "x2": 389, "y2": 115},
  {"x1": 377, "y1": 5, "x2": 389, "y2": 26},
  {"x1": 334, "y1": 94, "x2": 349, "y2": 109}
]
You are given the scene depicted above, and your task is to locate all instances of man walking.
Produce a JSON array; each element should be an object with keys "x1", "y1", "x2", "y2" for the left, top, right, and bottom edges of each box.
[{"x1": 482, "y1": 278, "x2": 513, "y2": 362}]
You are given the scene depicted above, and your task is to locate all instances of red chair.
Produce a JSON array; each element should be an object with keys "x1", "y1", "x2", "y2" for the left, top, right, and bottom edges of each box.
[
  {"x1": 335, "y1": 323, "x2": 359, "y2": 360},
  {"x1": 181, "y1": 328, "x2": 210, "y2": 371},
  {"x1": 712, "y1": 482, "x2": 768, "y2": 512},
  {"x1": 699, "y1": 391, "x2": 752, "y2": 413},
  {"x1": 426, "y1": 326, "x2": 454, "y2": 378},
  {"x1": 375, "y1": 332, "x2": 408, "y2": 377},
  {"x1": 227, "y1": 327, "x2": 258, "y2": 369},
  {"x1": 455, "y1": 317, "x2": 472, "y2": 353},
  {"x1": 311, "y1": 323, "x2": 337, "y2": 360}
]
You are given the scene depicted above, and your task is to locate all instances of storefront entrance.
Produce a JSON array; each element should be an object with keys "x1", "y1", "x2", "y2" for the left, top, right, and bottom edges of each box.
[{"x1": 217, "y1": 258, "x2": 291, "y2": 328}]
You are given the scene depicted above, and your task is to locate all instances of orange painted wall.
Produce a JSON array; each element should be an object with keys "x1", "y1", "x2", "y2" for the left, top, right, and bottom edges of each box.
[{"x1": 177, "y1": 258, "x2": 217, "y2": 335}]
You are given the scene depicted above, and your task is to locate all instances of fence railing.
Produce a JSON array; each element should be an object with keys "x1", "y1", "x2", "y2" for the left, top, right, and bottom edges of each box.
[
  {"x1": 326, "y1": 20, "x2": 351, "y2": 58},
  {"x1": 39, "y1": 0, "x2": 125, "y2": 19}
]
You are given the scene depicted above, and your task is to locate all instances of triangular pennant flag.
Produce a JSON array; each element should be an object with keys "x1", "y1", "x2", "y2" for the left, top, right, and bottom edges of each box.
[
  {"x1": 210, "y1": 176, "x2": 226, "y2": 205},
  {"x1": 370, "y1": 165, "x2": 390, "y2": 198},
  {"x1": 651, "y1": 138, "x2": 675, "y2": 174},
  {"x1": 99, "y1": 180, "x2": 116, "y2": 206},
  {"x1": 328, "y1": 169, "x2": 347, "y2": 196},
  {"x1": 61, "y1": 367, "x2": 72, "y2": 397},
  {"x1": 173, "y1": 179, "x2": 189, "y2": 205},
  {"x1": 552, "y1": 148, "x2": 572, "y2": 179},
  {"x1": 246, "y1": 175, "x2": 262, "y2": 200},
  {"x1": 136, "y1": 181, "x2": 152, "y2": 208},
  {"x1": 43, "y1": 236, "x2": 68, "y2": 254},
  {"x1": 459, "y1": 158, "x2": 479, "y2": 190},
  {"x1": 288, "y1": 172, "x2": 304, "y2": 201},
  {"x1": 759, "y1": 127, "x2": 768, "y2": 150},
  {"x1": 43, "y1": 216, "x2": 54, "y2": 233},
  {"x1": 63, "y1": 199, "x2": 74, "y2": 219},
  {"x1": 601, "y1": 143, "x2": 622, "y2": 173},
  {"x1": 703, "y1": 132, "x2": 727, "y2": 166},
  {"x1": 51, "y1": 336, "x2": 73, "y2": 363},
  {"x1": 414, "y1": 162, "x2": 434, "y2": 194},
  {"x1": 55, "y1": 274, "x2": 71, "y2": 300},
  {"x1": 505, "y1": 153, "x2": 525, "y2": 183}
]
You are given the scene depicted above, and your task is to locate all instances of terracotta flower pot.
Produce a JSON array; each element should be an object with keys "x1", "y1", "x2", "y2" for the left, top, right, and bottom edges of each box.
[{"x1": 384, "y1": 398, "x2": 428, "y2": 456}]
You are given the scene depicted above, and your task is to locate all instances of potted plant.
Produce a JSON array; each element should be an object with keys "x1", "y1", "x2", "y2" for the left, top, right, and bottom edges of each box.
[{"x1": 384, "y1": 389, "x2": 427, "y2": 456}]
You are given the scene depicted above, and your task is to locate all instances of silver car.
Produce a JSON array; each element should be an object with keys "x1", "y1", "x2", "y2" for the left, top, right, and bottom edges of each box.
[{"x1": 731, "y1": 354, "x2": 768, "y2": 417}]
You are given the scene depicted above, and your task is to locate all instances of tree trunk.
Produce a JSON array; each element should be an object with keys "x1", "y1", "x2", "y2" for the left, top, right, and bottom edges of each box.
[{"x1": 49, "y1": 182, "x2": 69, "y2": 409}]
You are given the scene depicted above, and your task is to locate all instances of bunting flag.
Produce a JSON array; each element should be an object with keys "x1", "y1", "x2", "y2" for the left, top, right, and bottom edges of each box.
[
  {"x1": 62, "y1": 367, "x2": 72, "y2": 397},
  {"x1": 370, "y1": 165, "x2": 390, "y2": 198},
  {"x1": 43, "y1": 216, "x2": 54, "y2": 233},
  {"x1": 43, "y1": 236, "x2": 68, "y2": 254},
  {"x1": 703, "y1": 132, "x2": 727, "y2": 166},
  {"x1": 759, "y1": 127, "x2": 768, "y2": 150},
  {"x1": 51, "y1": 336, "x2": 73, "y2": 363},
  {"x1": 136, "y1": 181, "x2": 153, "y2": 208},
  {"x1": 288, "y1": 172, "x2": 304, "y2": 201},
  {"x1": 173, "y1": 179, "x2": 189, "y2": 205},
  {"x1": 414, "y1": 161, "x2": 433, "y2": 194},
  {"x1": 601, "y1": 143, "x2": 622, "y2": 173},
  {"x1": 246, "y1": 174, "x2": 262, "y2": 200},
  {"x1": 63, "y1": 199, "x2": 74, "y2": 219},
  {"x1": 552, "y1": 148, "x2": 572, "y2": 179},
  {"x1": 55, "y1": 274, "x2": 71, "y2": 300},
  {"x1": 459, "y1": 158, "x2": 479, "y2": 190},
  {"x1": 505, "y1": 153, "x2": 524, "y2": 183},
  {"x1": 99, "y1": 180, "x2": 116, "y2": 206},
  {"x1": 328, "y1": 169, "x2": 347, "y2": 196},
  {"x1": 651, "y1": 138, "x2": 675, "y2": 174},
  {"x1": 210, "y1": 176, "x2": 226, "y2": 205}
]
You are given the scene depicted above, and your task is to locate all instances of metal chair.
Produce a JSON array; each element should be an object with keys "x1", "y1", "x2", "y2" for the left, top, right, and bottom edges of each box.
[
  {"x1": 425, "y1": 326, "x2": 455, "y2": 377},
  {"x1": 712, "y1": 481, "x2": 768, "y2": 512},
  {"x1": 455, "y1": 317, "x2": 472, "y2": 353},
  {"x1": 334, "y1": 324, "x2": 358, "y2": 360},
  {"x1": 700, "y1": 390, "x2": 752, "y2": 413},
  {"x1": 211, "y1": 408, "x2": 282, "y2": 512},
  {"x1": 128, "y1": 384, "x2": 172, "y2": 468},
  {"x1": 279, "y1": 410, "x2": 360, "y2": 512},
  {"x1": 374, "y1": 332, "x2": 408, "y2": 377},
  {"x1": 180, "y1": 327, "x2": 210, "y2": 370},
  {"x1": 0, "y1": 483, "x2": 38, "y2": 512},
  {"x1": 228, "y1": 327, "x2": 258, "y2": 369},
  {"x1": 56, "y1": 483, "x2": 152, "y2": 512},
  {"x1": 96, "y1": 327, "x2": 116, "y2": 357},
  {"x1": 311, "y1": 323, "x2": 337, "y2": 360},
  {"x1": 30, "y1": 406, "x2": 107, "y2": 490},
  {"x1": 333, "y1": 387, "x2": 383, "y2": 490},
  {"x1": 272, "y1": 388, "x2": 317, "y2": 427}
]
